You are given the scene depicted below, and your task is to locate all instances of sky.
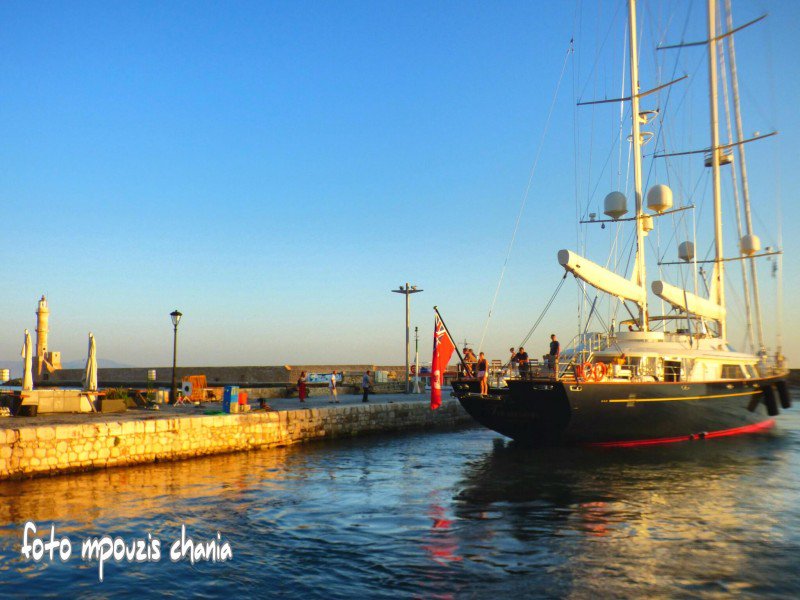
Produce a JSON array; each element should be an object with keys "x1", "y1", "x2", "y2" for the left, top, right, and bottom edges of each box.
[{"x1": 0, "y1": 0, "x2": 797, "y2": 369}]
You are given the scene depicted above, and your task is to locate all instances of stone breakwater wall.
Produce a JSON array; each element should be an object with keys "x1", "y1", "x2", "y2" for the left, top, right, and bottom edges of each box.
[{"x1": 0, "y1": 400, "x2": 470, "y2": 480}]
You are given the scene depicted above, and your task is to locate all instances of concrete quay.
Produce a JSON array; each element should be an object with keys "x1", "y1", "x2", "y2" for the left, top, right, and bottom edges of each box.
[{"x1": 0, "y1": 393, "x2": 471, "y2": 481}]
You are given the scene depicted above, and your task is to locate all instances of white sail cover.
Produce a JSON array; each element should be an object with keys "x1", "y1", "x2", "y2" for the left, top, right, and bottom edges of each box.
[
  {"x1": 558, "y1": 250, "x2": 647, "y2": 305},
  {"x1": 651, "y1": 280, "x2": 726, "y2": 321}
]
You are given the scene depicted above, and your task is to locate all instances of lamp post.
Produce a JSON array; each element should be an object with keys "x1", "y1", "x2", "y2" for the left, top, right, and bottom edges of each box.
[
  {"x1": 391, "y1": 283, "x2": 422, "y2": 393},
  {"x1": 169, "y1": 309, "x2": 182, "y2": 404},
  {"x1": 413, "y1": 325, "x2": 421, "y2": 394}
]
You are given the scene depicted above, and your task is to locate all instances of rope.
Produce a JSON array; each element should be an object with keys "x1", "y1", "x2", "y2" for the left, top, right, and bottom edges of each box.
[
  {"x1": 476, "y1": 41, "x2": 573, "y2": 353},
  {"x1": 517, "y1": 273, "x2": 568, "y2": 350},
  {"x1": 574, "y1": 278, "x2": 625, "y2": 356}
]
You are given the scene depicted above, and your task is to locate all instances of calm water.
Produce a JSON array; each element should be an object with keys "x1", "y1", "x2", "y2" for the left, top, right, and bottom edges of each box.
[{"x1": 1, "y1": 397, "x2": 799, "y2": 598}]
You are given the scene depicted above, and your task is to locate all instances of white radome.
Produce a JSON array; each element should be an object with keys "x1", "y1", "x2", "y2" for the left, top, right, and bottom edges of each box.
[
  {"x1": 740, "y1": 234, "x2": 761, "y2": 256},
  {"x1": 603, "y1": 191, "x2": 628, "y2": 220},
  {"x1": 647, "y1": 184, "x2": 673, "y2": 213},
  {"x1": 678, "y1": 241, "x2": 695, "y2": 262}
]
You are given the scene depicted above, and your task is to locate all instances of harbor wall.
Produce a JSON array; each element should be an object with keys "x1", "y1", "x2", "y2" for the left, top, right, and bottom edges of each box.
[
  {"x1": 0, "y1": 400, "x2": 469, "y2": 480},
  {"x1": 41, "y1": 364, "x2": 409, "y2": 387}
]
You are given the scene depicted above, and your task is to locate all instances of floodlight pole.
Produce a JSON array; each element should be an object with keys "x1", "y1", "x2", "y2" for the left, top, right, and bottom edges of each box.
[
  {"x1": 169, "y1": 309, "x2": 182, "y2": 404},
  {"x1": 391, "y1": 283, "x2": 423, "y2": 393},
  {"x1": 413, "y1": 326, "x2": 421, "y2": 393}
]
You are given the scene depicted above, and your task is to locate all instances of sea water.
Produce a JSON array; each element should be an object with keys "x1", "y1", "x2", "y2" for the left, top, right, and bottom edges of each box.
[{"x1": 1, "y1": 392, "x2": 799, "y2": 598}]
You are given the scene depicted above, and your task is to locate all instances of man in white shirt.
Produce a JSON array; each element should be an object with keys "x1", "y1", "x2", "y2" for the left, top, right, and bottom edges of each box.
[{"x1": 329, "y1": 370, "x2": 339, "y2": 404}]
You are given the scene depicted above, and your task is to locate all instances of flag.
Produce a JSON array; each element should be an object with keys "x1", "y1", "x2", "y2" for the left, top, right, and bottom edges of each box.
[{"x1": 431, "y1": 314, "x2": 455, "y2": 410}]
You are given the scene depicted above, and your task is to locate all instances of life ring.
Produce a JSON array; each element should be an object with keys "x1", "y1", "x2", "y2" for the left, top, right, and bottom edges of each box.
[
  {"x1": 410, "y1": 364, "x2": 416, "y2": 375},
  {"x1": 580, "y1": 362, "x2": 594, "y2": 382},
  {"x1": 593, "y1": 362, "x2": 607, "y2": 382}
]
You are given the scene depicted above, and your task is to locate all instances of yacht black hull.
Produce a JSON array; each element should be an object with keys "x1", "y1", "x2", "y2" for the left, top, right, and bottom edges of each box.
[{"x1": 453, "y1": 375, "x2": 790, "y2": 445}]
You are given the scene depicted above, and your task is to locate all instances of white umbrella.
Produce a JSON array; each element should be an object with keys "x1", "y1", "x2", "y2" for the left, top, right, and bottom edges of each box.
[
  {"x1": 21, "y1": 329, "x2": 33, "y2": 391},
  {"x1": 82, "y1": 333, "x2": 97, "y2": 392}
]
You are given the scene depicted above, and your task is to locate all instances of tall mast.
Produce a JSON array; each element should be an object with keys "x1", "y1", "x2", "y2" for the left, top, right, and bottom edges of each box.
[
  {"x1": 717, "y1": 20, "x2": 754, "y2": 351},
  {"x1": 707, "y1": 0, "x2": 726, "y2": 340},
  {"x1": 724, "y1": 0, "x2": 764, "y2": 353},
  {"x1": 627, "y1": 0, "x2": 648, "y2": 331}
]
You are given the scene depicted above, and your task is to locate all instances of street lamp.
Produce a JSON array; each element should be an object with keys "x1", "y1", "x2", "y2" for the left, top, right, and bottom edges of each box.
[
  {"x1": 391, "y1": 283, "x2": 423, "y2": 393},
  {"x1": 169, "y1": 309, "x2": 182, "y2": 404}
]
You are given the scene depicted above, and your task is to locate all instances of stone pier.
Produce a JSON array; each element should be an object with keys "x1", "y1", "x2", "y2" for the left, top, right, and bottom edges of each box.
[{"x1": 0, "y1": 397, "x2": 471, "y2": 480}]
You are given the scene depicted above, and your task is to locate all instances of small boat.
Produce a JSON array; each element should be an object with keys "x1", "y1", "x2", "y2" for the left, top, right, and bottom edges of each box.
[{"x1": 453, "y1": 0, "x2": 790, "y2": 445}]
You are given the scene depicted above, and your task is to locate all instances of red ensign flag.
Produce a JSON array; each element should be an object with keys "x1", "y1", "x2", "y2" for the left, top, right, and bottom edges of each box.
[{"x1": 431, "y1": 315, "x2": 455, "y2": 410}]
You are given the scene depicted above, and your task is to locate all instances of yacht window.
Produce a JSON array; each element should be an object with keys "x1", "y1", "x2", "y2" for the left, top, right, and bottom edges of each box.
[
  {"x1": 721, "y1": 364, "x2": 744, "y2": 379},
  {"x1": 664, "y1": 360, "x2": 681, "y2": 382}
]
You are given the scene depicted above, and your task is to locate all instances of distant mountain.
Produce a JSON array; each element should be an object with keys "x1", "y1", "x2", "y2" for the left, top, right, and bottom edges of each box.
[
  {"x1": 61, "y1": 358, "x2": 134, "y2": 369},
  {"x1": 0, "y1": 358, "x2": 134, "y2": 378}
]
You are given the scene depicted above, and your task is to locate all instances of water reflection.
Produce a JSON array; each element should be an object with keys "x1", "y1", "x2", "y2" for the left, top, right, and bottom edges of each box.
[
  {"x1": 0, "y1": 411, "x2": 798, "y2": 598},
  {"x1": 453, "y1": 423, "x2": 800, "y2": 597}
]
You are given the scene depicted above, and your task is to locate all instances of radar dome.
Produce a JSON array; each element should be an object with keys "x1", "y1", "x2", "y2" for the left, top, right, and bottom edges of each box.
[
  {"x1": 603, "y1": 192, "x2": 628, "y2": 220},
  {"x1": 647, "y1": 184, "x2": 673, "y2": 214},
  {"x1": 740, "y1": 234, "x2": 761, "y2": 256},
  {"x1": 678, "y1": 241, "x2": 695, "y2": 262}
]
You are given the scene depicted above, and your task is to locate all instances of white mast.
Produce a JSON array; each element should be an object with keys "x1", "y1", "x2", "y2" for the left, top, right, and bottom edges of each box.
[
  {"x1": 717, "y1": 20, "x2": 755, "y2": 351},
  {"x1": 627, "y1": 0, "x2": 648, "y2": 331},
  {"x1": 707, "y1": 0, "x2": 726, "y2": 340},
  {"x1": 723, "y1": 0, "x2": 764, "y2": 354}
]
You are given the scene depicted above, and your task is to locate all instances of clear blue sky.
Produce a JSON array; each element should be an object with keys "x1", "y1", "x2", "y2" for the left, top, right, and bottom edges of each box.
[{"x1": 0, "y1": 0, "x2": 797, "y2": 368}]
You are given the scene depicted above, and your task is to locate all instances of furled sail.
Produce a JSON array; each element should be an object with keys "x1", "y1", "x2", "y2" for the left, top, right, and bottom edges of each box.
[
  {"x1": 651, "y1": 280, "x2": 726, "y2": 321},
  {"x1": 558, "y1": 250, "x2": 647, "y2": 305}
]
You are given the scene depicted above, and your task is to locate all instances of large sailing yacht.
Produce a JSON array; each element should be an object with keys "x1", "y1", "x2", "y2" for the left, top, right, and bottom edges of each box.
[{"x1": 453, "y1": 0, "x2": 791, "y2": 445}]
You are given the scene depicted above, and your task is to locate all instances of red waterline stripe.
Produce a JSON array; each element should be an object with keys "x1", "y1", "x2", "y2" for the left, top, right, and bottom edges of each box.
[{"x1": 587, "y1": 419, "x2": 776, "y2": 448}]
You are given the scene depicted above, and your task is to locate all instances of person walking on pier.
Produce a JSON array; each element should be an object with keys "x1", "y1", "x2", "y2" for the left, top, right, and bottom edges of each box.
[
  {"x1": 298, "y1": 371, "x2": 308, "y2": 402},
  {"x1": 548, "y1": 334, "x2": 561, "y2": 378},
  {"x1": 362, "y1": 370, "x2": 372, "y2": 403},
  {"x1": 477, "y1": 352, "x2": 488, "y2": 395},
  {"x1": 329, "y1": 370, "x2": 339, "y2": 403}
]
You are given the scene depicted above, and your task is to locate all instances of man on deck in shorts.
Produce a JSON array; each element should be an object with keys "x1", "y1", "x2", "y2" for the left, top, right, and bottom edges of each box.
[
  {"x1": 548, "y1": 334, "x2": 560, "y2": 378},
  {"x1": 516, "y1": 347, "x2": 529, "y2": 378}
]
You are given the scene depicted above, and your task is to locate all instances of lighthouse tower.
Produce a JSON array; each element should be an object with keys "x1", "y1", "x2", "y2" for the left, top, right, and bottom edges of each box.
[
  {"x1": 36, "y1": 295, "x2": 49, "y2": 358},
  {"x1": 34, "y1": 295, "x2": 62, "y2": 380}
]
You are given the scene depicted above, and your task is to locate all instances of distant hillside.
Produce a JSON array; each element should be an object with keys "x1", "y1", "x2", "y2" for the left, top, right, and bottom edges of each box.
[
  {"x1": 61, "y1": 358, "x2": 134, "y2": 370},
  {"x1": 0, "y1": 358, "x2": 133, "y2": 378}
]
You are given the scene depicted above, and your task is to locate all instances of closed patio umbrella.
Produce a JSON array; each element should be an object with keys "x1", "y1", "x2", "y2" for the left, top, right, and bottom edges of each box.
[
  {"x1": 82, "y1": 333, "x2": 97, "y2": 392},
  {"x1": 21, "y1": 329, "x2": 33, "y2": 391}
]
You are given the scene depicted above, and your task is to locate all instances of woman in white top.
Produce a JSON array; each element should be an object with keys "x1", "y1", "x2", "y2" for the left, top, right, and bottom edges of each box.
[{"x1": 329, "y1": 370, "x2": 339, "y2": 403}]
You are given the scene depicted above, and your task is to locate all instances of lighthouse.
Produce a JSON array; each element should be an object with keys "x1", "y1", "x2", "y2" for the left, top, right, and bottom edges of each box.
[{"x1": 34, "y1": 295, "x2": 62, "y2": 380}]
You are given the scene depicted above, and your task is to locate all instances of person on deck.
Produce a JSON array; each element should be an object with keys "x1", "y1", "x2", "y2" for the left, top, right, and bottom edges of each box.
[
  {"x1": 298, "y1": 371, "x2": 308, "y2": 402},
  {"x1": 362, "y1": 370, "x2": 372, "y2": 403},
  {"x1": 329, "y1": 370, "x2": 339, "y2": 403},
  {"x1": 477, "y1": 352, "x2": 489, "y2": 395},
  {"x1": 509, "y1": 347, "x2": 518, "y2": 377},
  {"x1": 516, "y1": 347, "x2": 529, "y2": 378},
  {"x1": 548, "y1": 334, "x2": 561, "y2": 378},
  {"x1": 464, "y1": 348, "x2": 477, "y2": 377}
]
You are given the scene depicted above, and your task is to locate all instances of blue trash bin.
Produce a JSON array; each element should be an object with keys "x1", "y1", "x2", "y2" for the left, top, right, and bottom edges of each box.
[{"x1": 222, "y1": 386, "x2": 239, "y2": 414}]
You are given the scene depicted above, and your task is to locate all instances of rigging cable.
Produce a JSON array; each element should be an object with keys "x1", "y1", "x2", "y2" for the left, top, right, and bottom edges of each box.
[
  {"x1": 517, "y1": 273, "x2": 569, "y2": 350},
  {"x1": 476, "y1": 41, "x2": 573, "y2": 353}
]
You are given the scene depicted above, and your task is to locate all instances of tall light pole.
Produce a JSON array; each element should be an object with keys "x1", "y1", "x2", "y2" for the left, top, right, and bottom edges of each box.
[
  {"x1": 169, "y1": 309, "x2": 182, "y2": 404},
  {"x1": 413, "y1": 326, "x2": 421, "y2": 394},
  {"x1": 391, "y1": 283, "x2": 422, "y2": 393}
]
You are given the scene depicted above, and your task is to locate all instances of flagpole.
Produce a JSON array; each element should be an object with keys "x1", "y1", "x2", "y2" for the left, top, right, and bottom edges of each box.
[{"x1": 433, "y1": 306, "x2": 467, "y2": 369}]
